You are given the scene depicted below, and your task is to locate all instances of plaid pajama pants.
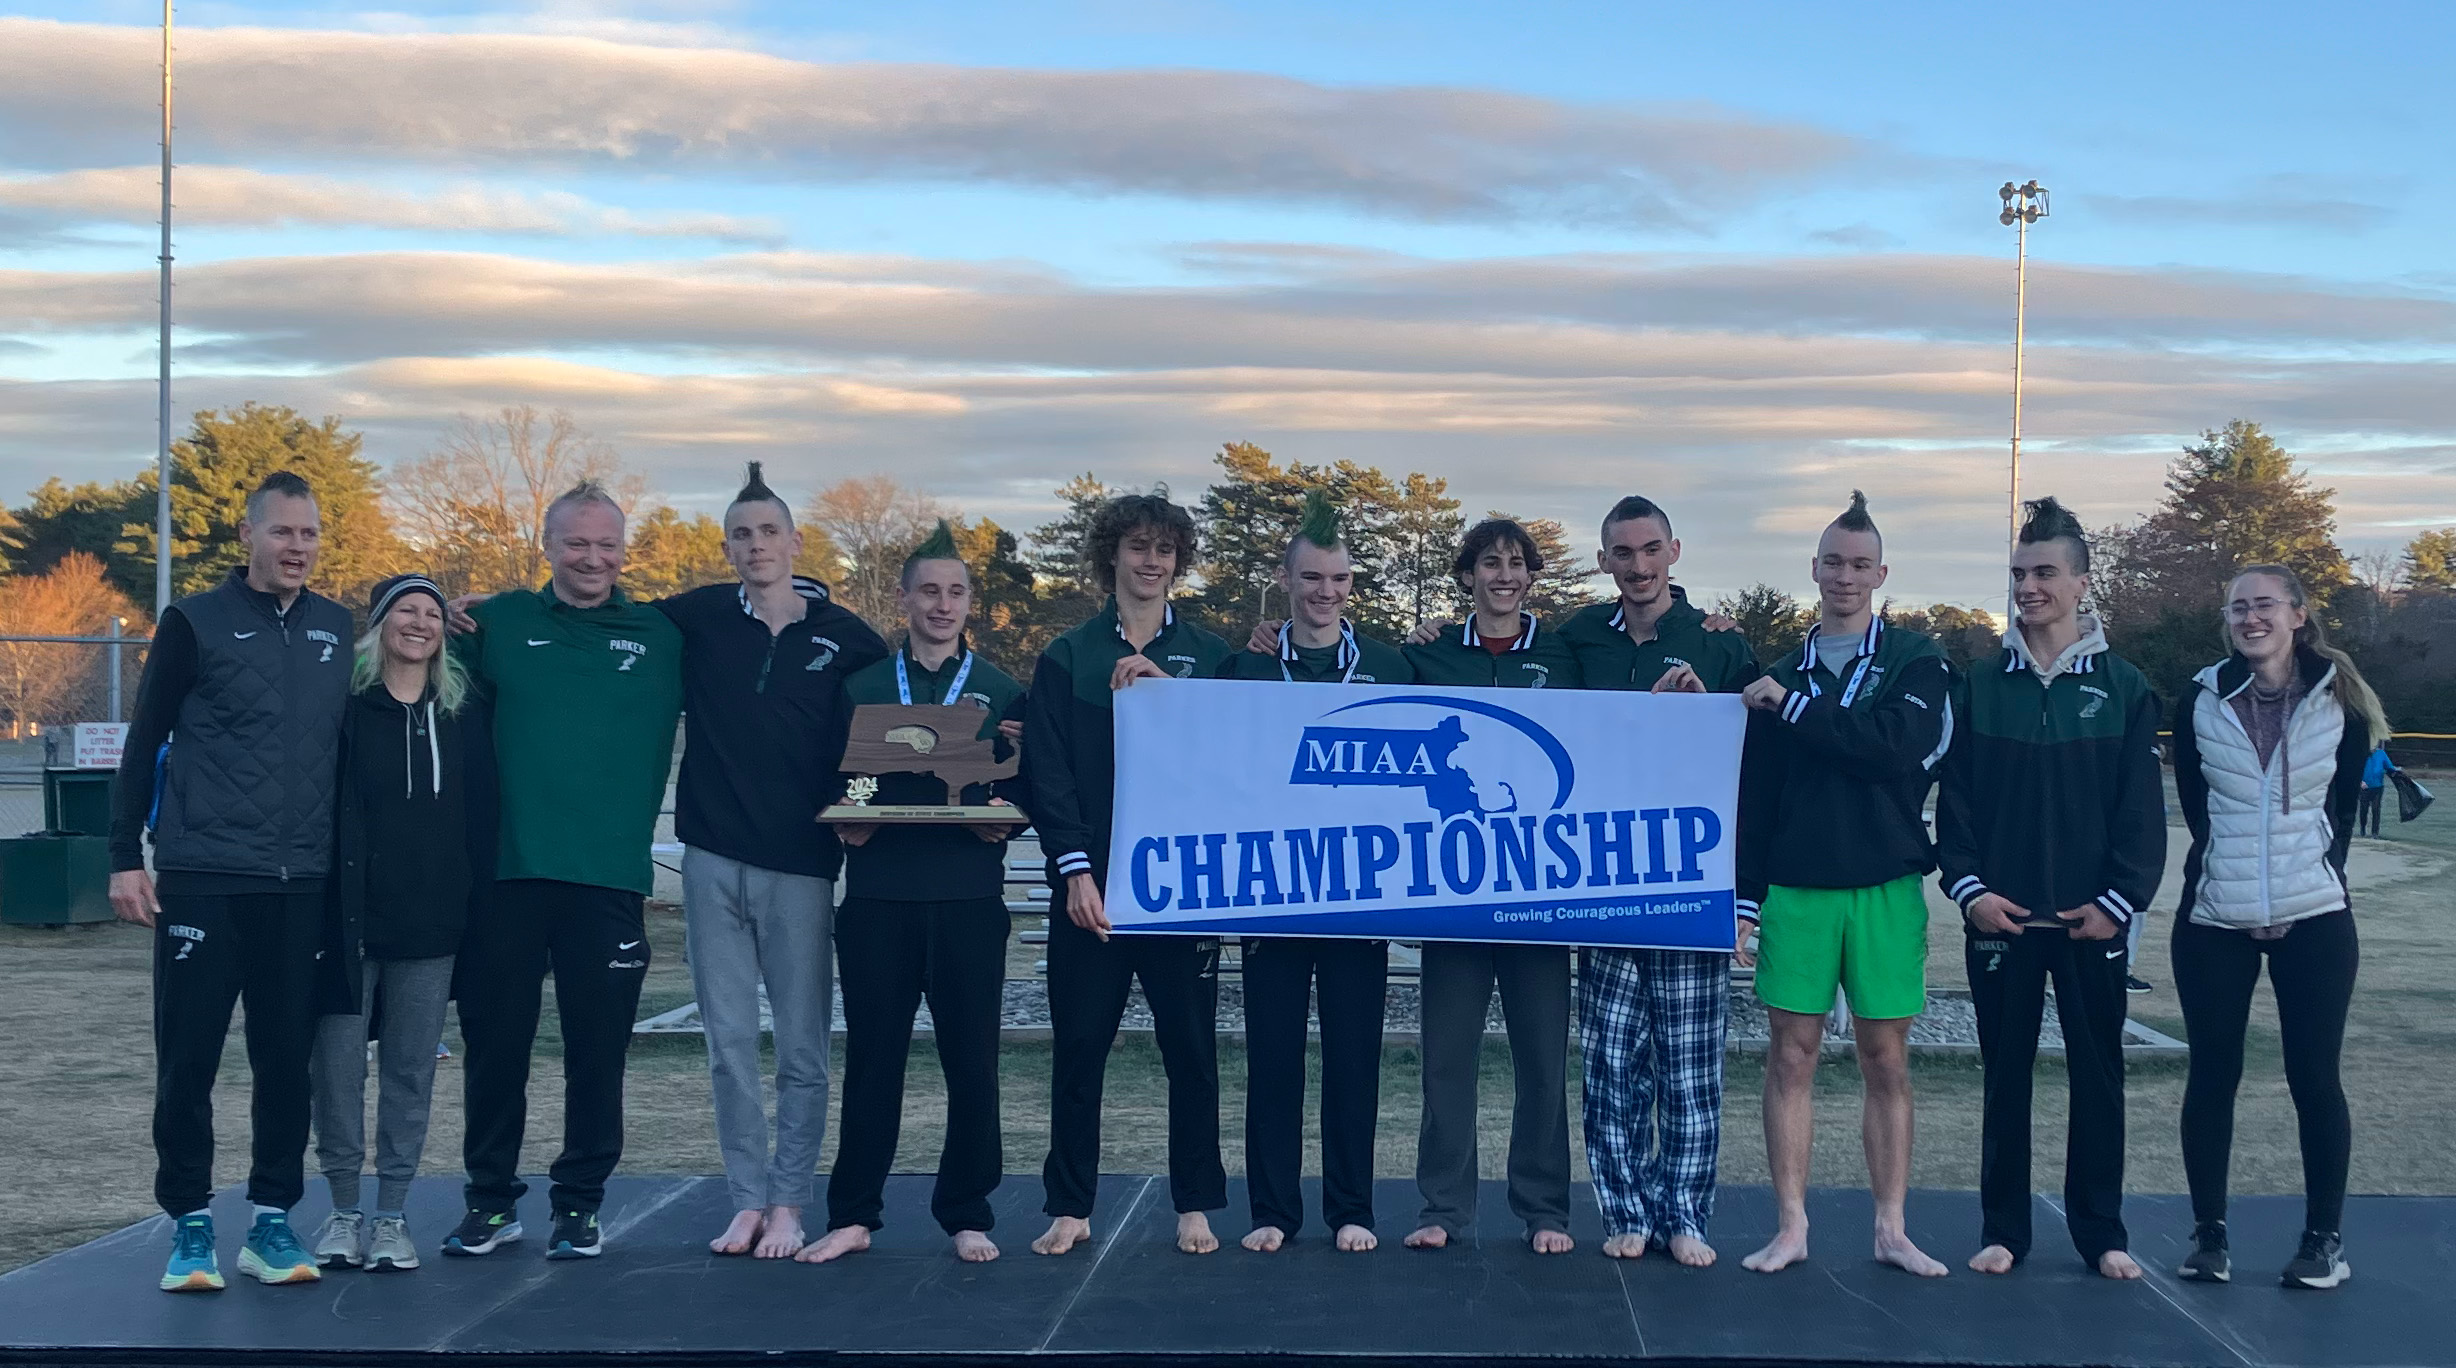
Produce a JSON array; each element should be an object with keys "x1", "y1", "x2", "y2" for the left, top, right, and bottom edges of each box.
[{"x1": 1577, "y1": 946, "x2": 1729, "y2": 1241}]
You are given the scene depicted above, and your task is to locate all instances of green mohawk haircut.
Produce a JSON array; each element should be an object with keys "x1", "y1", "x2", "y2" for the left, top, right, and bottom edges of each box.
[
  {"x1": 904, "y1": 518, "x2": 961, "y2": 572},
  {"x1": 1294, "y1": 487, "x2": 1343, "y2": 552}
]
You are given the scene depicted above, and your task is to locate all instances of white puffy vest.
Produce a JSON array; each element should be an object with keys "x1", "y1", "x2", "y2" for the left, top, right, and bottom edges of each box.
[{"x1": 2188, "y1": 662, "x2": 2349, "y2": 930}]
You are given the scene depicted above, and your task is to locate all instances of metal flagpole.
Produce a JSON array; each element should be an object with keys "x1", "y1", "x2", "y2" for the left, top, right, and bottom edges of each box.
[
  {"x1": 155, "y1": 0, "x2": 174, "y2": 616},
  {"x1": 1997, "y1": 181, "x2": 2048, "y2": 576}
]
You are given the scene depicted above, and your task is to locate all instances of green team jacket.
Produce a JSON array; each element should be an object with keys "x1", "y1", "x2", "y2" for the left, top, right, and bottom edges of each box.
[
  {"x1": 1402, "y1": 612, "x2": 1582, "y2": 689},
  {"x1": 1216, "y1": 620, "x2": 1416, "y2": 686},
  {"x1": 1021, "y1": 599, "x2": 1237, "y2": 886},
  {"x1": 1556, "y1": 590, "x2": 1759, "y2": 693},
  {"x1": 465, "y1": 585, "x2": 683, "y2": 895},
  {"x1": 838, "y1": 640, "x2": 1026, "y2": 904}
]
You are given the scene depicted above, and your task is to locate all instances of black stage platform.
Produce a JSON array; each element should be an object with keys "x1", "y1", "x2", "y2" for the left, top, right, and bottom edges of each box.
[{"x1": 1, "y1": 1176, "x2": 2445, "y2": 1368}]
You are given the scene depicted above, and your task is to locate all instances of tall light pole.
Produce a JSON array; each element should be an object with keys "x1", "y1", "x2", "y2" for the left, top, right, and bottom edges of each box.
[
  {"x1": 155, "y1": 0, "x2": 175, "y2": 615},
  {"x1": 1998, "y1": 179, "x2": 2047, "y2": 570}
]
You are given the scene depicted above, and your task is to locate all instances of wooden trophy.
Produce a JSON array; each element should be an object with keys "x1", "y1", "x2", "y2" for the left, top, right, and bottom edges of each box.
[{"x1": 819, "y1": 703, "x2": 1019, "y2": 825}]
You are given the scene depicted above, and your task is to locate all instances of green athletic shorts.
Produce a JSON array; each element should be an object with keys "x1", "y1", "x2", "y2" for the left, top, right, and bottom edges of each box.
[{"x1": 1753, "y1": 874, "x2": 1928, "y2": 1021}]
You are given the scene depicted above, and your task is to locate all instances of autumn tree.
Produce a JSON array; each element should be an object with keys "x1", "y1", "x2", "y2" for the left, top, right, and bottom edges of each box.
[
  {"x1": 392, "y1": 406, "x2": 639, "y2": 595},
  {"x1": 801, "y1": 476, "x2": 944, "y2": 623},
  {"x1": 9, "y1": 476, "x2": 155, "y2": 602},
  {"x1": 0, "y1": 553, "x2": 147, "y2": 735},
  {"x1": 1383, "y1": 472, "x2": 1466, "y2": 631},
  {"x1": 113, "y1": 405, "x2": 404, "y2": 606},
  {"x1": 2403, "y1": 528, "x2": 2456, "y2": 592},
  {"x1": 623, "y1": 507, "x2": 732, "y2": 601},
  {"x1": 1715, "y1": 583, "x2": 1814, "y2": 662}
]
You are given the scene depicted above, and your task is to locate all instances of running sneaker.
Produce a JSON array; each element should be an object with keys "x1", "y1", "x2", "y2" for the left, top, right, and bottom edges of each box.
[
  {"x1": 2281, "y1": 1230, "x2": 2351, "y2": 1289},
  {"x1": 313, "y1": 1209, "x2": 366, "y2": 1269},
  {"x1": 237, "y1": 1212, "x2": 322, "y2": 1285},
  {"x1": 366, "y1": 1215, "x2": 420, "y2": 1271},
  {"x1": 2177, "y1": 1220, "x2": 2230, "y2": 1283},
  {"x1": 545, "y1": 1208, "x2": 602, "y2": 1260},
  {"x1": 159, "y1": 1213, "x2": 224, "y2": 1293},
  {"x1": 442, "y1": 1207, "x2": 523, "y2": 1256},
  {"x1": 2126, "y1": 975, "x2": 2153, "y2": 995}
]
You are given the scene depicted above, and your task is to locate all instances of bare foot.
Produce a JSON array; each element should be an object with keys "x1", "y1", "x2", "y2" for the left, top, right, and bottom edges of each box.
[
  {"x1": 1669, "y1": 1234, "x2": 1717, "y2": 1268},
  {"x1": 1241, "y1": 1225, "x2": 1286, "y2": 1252},
  {"x1": 2098, "y1": 1249, "x2": 2143, "y2": 1281},
  {"x1": 954, "y1": 1231, "x2": 1000, "y2": 1263},
  {"x1": 1874, "y1": 1228, "x2": 1949, "y2": 1278},
  {"x1": 1177, "y1": 1212, "x2": 1219, "y2": 1255},
  {"x1": 1603, "y1": 1234, "x2": 1648, "y2": 1260},
  {"x1": 1403, "y1": 1225, "x2": 1450, "y2": 1250},
  {"x1": 1742, "y1": 1228, "x2": 1810, "y2": 1273},
  {"x1": 1032, "y1": 1217, "x2": 1091, "y2": 1256},
  {"x1": 1335, "y1": 1224, "x2": 1377, "y2": 1252},
  {"x1": 710, "y1": 1208, "x2": 761, "y2": 1256},
  {"x1": 794, "y1": 1225, "x2": 870, "y2": 1265},
  {"x1": 1530, "y1": 1229, "x2": 1574, "y2": 1255},
  {"x1": 753, "y1": 1207, "x2": 805, "y2": 1259},
  {"x1": 1969, "y1": 1244, "x2": 2016, "y2": 1275}
]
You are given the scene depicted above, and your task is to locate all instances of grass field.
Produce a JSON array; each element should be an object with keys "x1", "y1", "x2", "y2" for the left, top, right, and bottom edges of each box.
[{"x1": 5, "y1": 797, "x2": 2451, "y2": 1273}]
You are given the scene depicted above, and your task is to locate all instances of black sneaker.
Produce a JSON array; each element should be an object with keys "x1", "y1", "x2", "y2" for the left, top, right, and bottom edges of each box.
[
  {"x1": 2126, "y1": 975, "x2": 2153, "y2": 995},
  {"x1": 545, "y1": 1209, "x2": 601, "y2": 1260},
  {"x1": 441, "y1": 1208, "x2": 523, "y2": 1257},
  {"x1": 2177, "y1": 1220, "x2": 2230, "y2": 1283},
  {"x1": 2281, "y1": 1230, "x2": 2351, "y2": 1289}
]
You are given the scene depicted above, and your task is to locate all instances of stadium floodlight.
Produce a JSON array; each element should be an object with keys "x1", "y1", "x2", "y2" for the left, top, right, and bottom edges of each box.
[{"x1": 1998, "y1": 179, "x2": 2049, "y2": 573}]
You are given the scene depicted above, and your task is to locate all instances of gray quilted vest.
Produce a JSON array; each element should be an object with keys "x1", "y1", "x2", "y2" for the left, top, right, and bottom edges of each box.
[{"x1": 150, "y1": 568, "x2": 353, "y2": 879}]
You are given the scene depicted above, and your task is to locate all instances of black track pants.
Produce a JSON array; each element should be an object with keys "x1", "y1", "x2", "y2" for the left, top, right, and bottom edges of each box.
[
  {"x1": 458, "y1": 880, "x2": 649, "y2": 1215},
  {"x1": 1041, "y1": 916, "x2": 1224, "y2": 1219},
  {"x1": 1242, "y1": 936, "x2": 1388, "y2": 1237},
  {"x1": 2173, "y1": 909, "x2": 2358, "y2": 1235},
  {"x1": 827, "y1": 896, "x2": 1010, "y2": 1236},
  {"x1": 1965, "y1": 925, "x2": 2131, "y2": 1264},
  {"x1": 152, "y1": 892, "x2": 325, "y2": 1217}
]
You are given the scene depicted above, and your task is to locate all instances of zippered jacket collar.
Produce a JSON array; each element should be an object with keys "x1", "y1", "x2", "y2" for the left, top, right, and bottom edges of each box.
[
  {"x1": 2195, "y1": 644, "x2": 2335, "y2": 703},
  {"x1": 1452, "y1": 611, "x2": 1540, "y2": 652},
  {"x1": 1606, "y1": 585, "x2": 1698, "y2": 639},
  {"x1": 2003, "y1": 611, "x2": 2109, "y2": 681},
  {"x1": 1103, "y1": 595, "x2": 1176, "y2": 646},
  {"x1": 1279, "y1": 618, "x2": 1361, "y2": 671},
  {"x1": 1794, "y1": 615, "x2": 1882, "y2": 674},
  {"x1": 737, "y1": 576, "x2": 829, "y2": 618}
]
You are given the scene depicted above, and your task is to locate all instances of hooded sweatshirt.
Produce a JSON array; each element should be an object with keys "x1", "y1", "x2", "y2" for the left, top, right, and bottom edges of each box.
[{"x1": 1934, "y1": 613, "x2": 2165, "y2": 928}]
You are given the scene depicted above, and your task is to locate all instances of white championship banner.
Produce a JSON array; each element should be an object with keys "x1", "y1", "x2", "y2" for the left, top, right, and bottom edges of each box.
[{"x1": 1105, "y1": 679, "x2": 1743, "y2": 950}]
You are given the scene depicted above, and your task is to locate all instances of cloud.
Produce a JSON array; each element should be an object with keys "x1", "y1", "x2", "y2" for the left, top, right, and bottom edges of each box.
[
  {"x1": 0, "y1": 166, "x2": 784, "y2": 242},
  {"x1": 1808, "y1": 224, "x2": 1902, "y2": 250},
  {"x1": 0, "y1": 18, "x2": 1873, "y2": 229}
]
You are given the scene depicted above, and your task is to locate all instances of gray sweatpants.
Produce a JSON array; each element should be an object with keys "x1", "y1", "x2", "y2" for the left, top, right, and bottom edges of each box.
[
  {"x1": 311, "y1": 954, "x2": 455, "y2": 1214},
  {"x1": 682, "y1": 847, "x2": 835, "y2": 1213},
  {"x1": 1415, "y1": 941, "x2": 1573, "y2": 1238}
]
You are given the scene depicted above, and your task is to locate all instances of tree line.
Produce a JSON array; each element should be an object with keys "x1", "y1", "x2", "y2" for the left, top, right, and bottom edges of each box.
[{"x1": 3, "y1": 406, "x2": 2451, "y2": 739}]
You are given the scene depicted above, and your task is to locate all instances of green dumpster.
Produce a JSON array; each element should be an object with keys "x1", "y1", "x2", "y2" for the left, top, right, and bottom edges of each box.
[{"x1": 0, "y1": 767, "x2": 119, "y2": 926}]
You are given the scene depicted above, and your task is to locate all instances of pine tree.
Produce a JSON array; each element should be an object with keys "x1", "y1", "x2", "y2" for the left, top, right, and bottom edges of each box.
[{"x1": 2403, "y1": 528, "x2": 2456, "y2": 592}]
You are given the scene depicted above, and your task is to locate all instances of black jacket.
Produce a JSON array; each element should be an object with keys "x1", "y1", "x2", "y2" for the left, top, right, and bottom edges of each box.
[
  {"x1": 1934, "y1": 624, "x2": 2165, "y2": 928},
  {"x1": 1737, "y1": 617, "x2": 1953, "y2": 915},
  {"x1": 320, "y1": 683, "x2": 498, "y2": 1015},
  {"x1": 658, "y1": 578, "x2": 890, "y2": 879},
  {"x1": 108, "y1": 567, "x2": 354, "y2": 883},
  {"x1": 1021, "y1": 599, "x2": 1234, "y2": 888}
]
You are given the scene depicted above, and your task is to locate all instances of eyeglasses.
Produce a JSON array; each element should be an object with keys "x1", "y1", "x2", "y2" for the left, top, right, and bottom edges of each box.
[{"x1": 2225, "y1": 598, "x2": 2291, "y2": 622}]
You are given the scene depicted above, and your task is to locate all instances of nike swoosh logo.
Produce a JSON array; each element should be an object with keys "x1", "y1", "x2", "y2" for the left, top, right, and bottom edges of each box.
[
  {"x1": 618, "y1": 940, "x2": 642, "y2": 950},
  {"x1": 2107, "y1": 948, "x2": 2127, "y2": 959},
  {"x1": 233, "y1": 631, "x2": 257, "y2": 639},
  {"x1": 526, "y1": 638, "x2": 552, "y2": 646}
]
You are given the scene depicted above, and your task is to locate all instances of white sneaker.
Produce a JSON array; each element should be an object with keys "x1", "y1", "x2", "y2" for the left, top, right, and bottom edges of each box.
[
  {"x1": 313, "y1": 1210, "x2": 366, "y2": 1269},
  {"x1": 367, "y1": 1215, "x2": 420, "y2": 1271}
]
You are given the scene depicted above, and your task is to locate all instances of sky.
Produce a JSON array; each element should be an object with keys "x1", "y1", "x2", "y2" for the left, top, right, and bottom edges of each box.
[{"x1": 0, "y1": 0, "x2": 2450, "y2": 609}]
